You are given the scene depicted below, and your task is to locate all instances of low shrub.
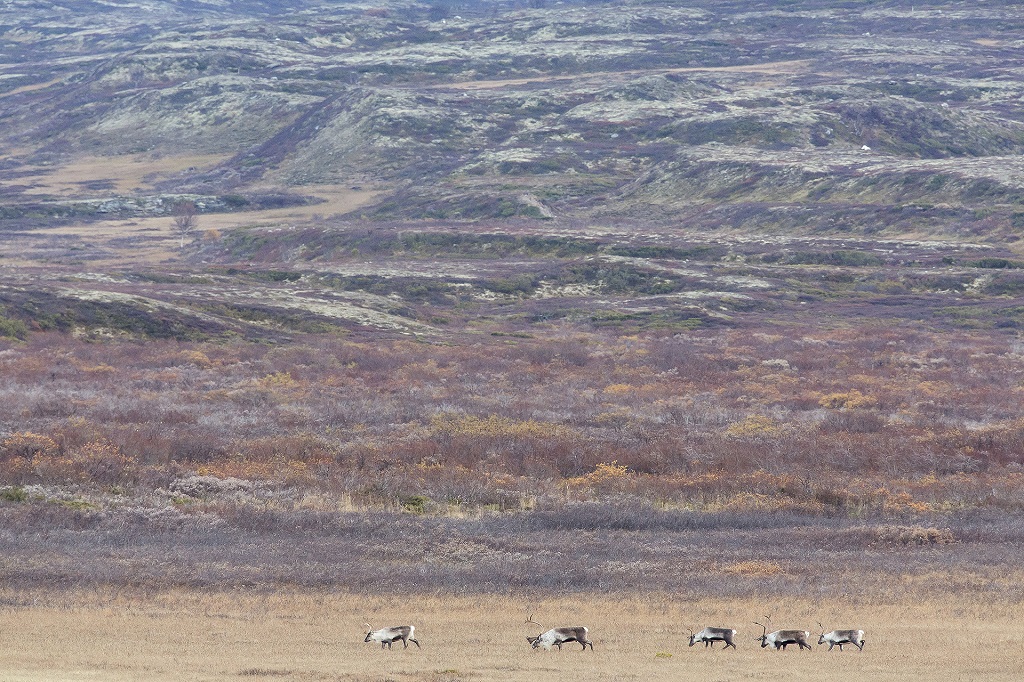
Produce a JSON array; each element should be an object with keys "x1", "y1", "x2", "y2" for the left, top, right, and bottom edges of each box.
[
  {"x1": 850, "y1": 524, "x2": 957, "y2": 547},
  {"x1": 0, "y1": 486, "x2": 28, "y2": 502}
]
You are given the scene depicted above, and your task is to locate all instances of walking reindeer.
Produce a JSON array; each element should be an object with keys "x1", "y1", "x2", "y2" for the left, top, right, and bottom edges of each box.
[
  {"x1": 363, "y1": 623, "x2": 420, "y2": 649},
  {"x1": 817, "y1": 622, "x2": 866, "y2": 651}
]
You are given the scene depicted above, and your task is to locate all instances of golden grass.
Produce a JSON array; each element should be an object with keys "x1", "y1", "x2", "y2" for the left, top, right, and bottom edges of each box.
[
  {"x1": 0, "y1": 590, "x2": 1019, "y2": 681},
  {"x1": 5, "y1": 154, "x2": 230, "y2": 196}
]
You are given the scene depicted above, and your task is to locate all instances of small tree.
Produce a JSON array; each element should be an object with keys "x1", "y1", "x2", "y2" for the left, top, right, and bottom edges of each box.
[{"x1": 172, "y1": 200, "x2": 198, "y2": 248}]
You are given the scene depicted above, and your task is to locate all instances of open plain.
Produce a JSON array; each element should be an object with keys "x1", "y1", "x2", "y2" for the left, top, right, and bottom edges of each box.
[{"x1": 2, "y1": 592, "x2": 1022, "y2": 682}]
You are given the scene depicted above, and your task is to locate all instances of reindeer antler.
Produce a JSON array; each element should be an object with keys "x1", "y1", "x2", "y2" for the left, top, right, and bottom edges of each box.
[{"x1": 525, "y1": 614, "x2": 544, "y2": 629}]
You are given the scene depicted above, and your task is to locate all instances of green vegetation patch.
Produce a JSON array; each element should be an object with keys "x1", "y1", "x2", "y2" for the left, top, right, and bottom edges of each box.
[
  {"x1": 0, "y1": 308, "x2": 28, "y2": 340},
  {"x1": 606, "y1": 244, "x2": 728, "y2": 261},
  {"x1": 316, "y1": 274, "x2": 474, "y2": 305},
  {"x1": 933, "y1": 303, "x2": 1024, "y2": 330},
  {"x1": 759, "y1": 250, "x2": 885, "y2": 267},
  {"x1": 969, "y1": 257, "x2": 1024, "y2": 270},
  {"x1": 481, "y1": 274, "x2": 540, "y2": 296},
  {"x1": 0, "y1": 486, "x2": 29, "y2": 503},
  {"x1": 588, "y1": 308, "x2": 717, "y2": 331},
  {"x1": 197, "y1": 302, "x2": 347, "y2": 334},
  {"x1": 238, "y1": 270, "x2": 304, "y2": 283},
  {"x1": 131, "y1": 273, "x2": 216, "y2": 285},
  {"x1": 372, "y1": 194, "x2": 555, "y2": 221},
  {"x1": 216, "y1": 228, "x2": 602, "y2": 261},
  {"x1": 983, "y1": 272, "x2": 1024, "y2": 296},
  {"x1": 398, "y1": 233, "x2": 598, "y2": 258},
  {"x1": 401, "y1": 495, "x2": 431, "y2": 514},
  {"x1": 661, "y1": 116, "x2": 802, "y2": 148},
  {"x1": 547, "y1": 261, "x2": 702, "y2": 296},
  {"x1": 0, "y1": 290, "x2": 229, "y2": 341}
]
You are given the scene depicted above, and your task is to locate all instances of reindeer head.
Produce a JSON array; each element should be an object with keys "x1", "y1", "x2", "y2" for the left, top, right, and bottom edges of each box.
[
  {"x1": 753, "y1": 616, "x2": 771, "y2": 648},
  {"x1": 525, "y1": 614, "x2": 545, "y2": 649},
  {"x1": 688, "y1": 628, "x2": 697, "y2": 647},
  {"x1": 363, "y1": 623, "x2": 374, "y2": 643},
  {"x1": 817, "y1": 621, "x2": 827, "y2": 645}
]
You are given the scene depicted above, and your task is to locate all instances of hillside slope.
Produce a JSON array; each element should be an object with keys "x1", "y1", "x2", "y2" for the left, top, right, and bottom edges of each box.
[{"x1": 1, "y1": 0, "x2": 1023, "y2": 239}]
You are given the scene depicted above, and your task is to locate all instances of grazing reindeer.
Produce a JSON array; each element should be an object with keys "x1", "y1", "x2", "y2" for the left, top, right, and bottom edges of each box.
[
  {"x1": 363, "y1": 623, "x2": 420, "y2": 649},
  {"x1": 525, "y1": 615, "x2": 593, "y2": 651},
  {"x1": 817, "y1": 622, "x2": 865, "y2": 651},
  {"x1": 754, "y1": 616, "x2": 811, "y2": 651},
  {"x1": 689, "y1": 626, "x2": 738, "y2": 649}
]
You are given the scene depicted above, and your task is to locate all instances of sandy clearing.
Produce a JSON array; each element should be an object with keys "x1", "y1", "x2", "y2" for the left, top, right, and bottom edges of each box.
[{"x1": 2, "y1": 153, "x2": 231, "y2": 196}]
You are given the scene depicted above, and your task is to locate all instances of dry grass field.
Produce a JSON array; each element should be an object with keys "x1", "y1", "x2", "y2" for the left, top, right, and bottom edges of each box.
[{"x1": 0, "y1": 591, "x2": 1020, "y2": 682}]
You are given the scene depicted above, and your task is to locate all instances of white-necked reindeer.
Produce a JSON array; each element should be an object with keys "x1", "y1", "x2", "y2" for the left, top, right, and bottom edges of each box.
[
  {"x1": 817, "y1": 622, "x2": 865, "y2": 651},
  {"x1": 754, "y1": 616, "x2": 812, "y2": 651},
  {"x1": 363, "y1": 623, "x2": 420, "y2": 649},
  {"x1": 689, "y1": 626, "x2": 737, "y2": 649},
  {"x1": 525, "y1": 615, "x2": 593, "y2": 651}
]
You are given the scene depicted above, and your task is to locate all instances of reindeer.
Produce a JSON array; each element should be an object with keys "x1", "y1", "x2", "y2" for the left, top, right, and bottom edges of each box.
[
  {"x1": 689, "y1": 626, "x2": 738, "y2": 649},
  {"x1": 817, "y1": 622, "x2": 865, "y2": 651},
  {"x1": 363, "y1": 623, "x2": 420, "y2": 649},
  {"x1": 525, "y1": 615, "x2": 593, "y2": 651},
  {"x1": 753, "y1": 616, "x2": 811, "y2": 651}
]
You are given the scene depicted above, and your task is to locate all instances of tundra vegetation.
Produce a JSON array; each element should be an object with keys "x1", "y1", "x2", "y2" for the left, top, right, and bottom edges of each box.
[{"x1": 0, "y1": 0, "x2": 1023, "y2": 679}]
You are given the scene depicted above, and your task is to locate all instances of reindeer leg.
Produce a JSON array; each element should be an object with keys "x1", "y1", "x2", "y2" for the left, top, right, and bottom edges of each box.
[{"x1": 409, "y1": 638, "x2": 420, "y2": 648}]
